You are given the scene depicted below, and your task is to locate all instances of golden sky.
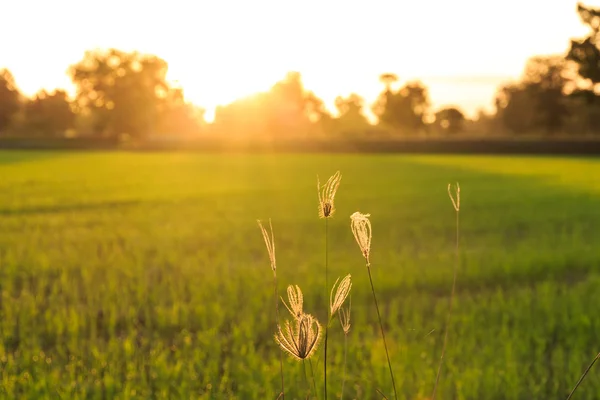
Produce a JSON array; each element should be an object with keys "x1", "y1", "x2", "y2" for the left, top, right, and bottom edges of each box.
[{"x1": 1, "y1": 0, "x2": 597, "y2": 121}]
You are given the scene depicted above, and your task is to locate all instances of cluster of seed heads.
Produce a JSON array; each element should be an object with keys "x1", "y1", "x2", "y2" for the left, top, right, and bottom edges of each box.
[{"x1": 259, "y1": 173, "x2": 464, "y2": 400}]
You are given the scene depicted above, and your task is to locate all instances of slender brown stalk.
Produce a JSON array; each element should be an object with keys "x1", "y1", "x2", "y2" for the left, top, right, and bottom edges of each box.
[
  {"x1": 339, "y1": 297, "x2": 351, "y2": 400},
  {"x1": 303, "y1": 360, "x2": 311, "y2": 399},
  {"x1": 432, "y1": 183, "x2": 460, "y2": 400},
  {"x1": 309, "y1": 358, "x2": 318, "y2": 398},
  {"x1": 324, "y1": 218, "x2": 329, "y2": 400},
  {"x1": 565, "y1": 352, "x2": 600, "y2": 400},
  {"x1": 274, "y1": 274, "x2": 285, "y2": 399},
  {"x1": 366, "y1": 262, "x2": 398, "y2": 400},
  {"x1": 340, "y1": 333, "x2": 348, "y2": 400}
]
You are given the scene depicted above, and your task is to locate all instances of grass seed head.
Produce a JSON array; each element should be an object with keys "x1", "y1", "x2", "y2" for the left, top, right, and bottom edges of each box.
[
  {"x1": 350, "y1": 212, "x2": 372, "y2": 263},
  {"x1": 330, "y1": 274, "x2": 352, "y2": 317},
  {"x1": 318, "y1": 171, "x2": 342, "y2": 218},
  {"x1": 448, "y1": 182, "x2": 460, "y2": 212},
  {"x1": 257, "y1": 219, "x2": 276, "y2": 276},
  {"x1": 338, "y1": 296, "x2": 351, "y2": 335},
  {"x1": 281, "y1": 284, "x2": 304, "y2": 319},
  {"x1": 274, "y1": 313, "x2": 322, "y2": 361}
]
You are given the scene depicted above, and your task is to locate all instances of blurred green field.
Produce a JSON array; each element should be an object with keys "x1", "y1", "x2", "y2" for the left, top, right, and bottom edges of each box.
[{"x1": 0, "y1": 151, "x2": 599, "y2": 399}]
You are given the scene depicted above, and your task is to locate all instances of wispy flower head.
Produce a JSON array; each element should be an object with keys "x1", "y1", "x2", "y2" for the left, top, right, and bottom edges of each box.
[
  {"x1": 281, "y1": 285, "x2": 304, "y2": 319},
  {"x1": 275, "y1": 313, "x2": 322, "y2": 361},
  {"x1": 330, "y1": 274, "x2": 352, "y2": 317},
  {"x1": 448, "y1": 182, "x2": 460, "y2": 212},
  {"x1": 350, "y1": 212, "x2": 372, "y2": 263},
  {"x1": 339, "y1": 296, "x2": 351, "y2": 335},
  {"x1": 317, "y1": 171, "x2": 342, "y2": 218},
  {"x1": 257, "y1": 219, "x2": 276, "y2": 276}
]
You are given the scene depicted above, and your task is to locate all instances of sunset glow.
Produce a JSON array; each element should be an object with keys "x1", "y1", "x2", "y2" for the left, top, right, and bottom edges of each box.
[{"x1": 2, "y1": 0, "x2": 598, "y2": 120}]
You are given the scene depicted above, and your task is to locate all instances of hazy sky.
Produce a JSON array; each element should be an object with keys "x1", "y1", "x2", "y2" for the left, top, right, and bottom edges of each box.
[{"x1": 1, "y1": 0, "x2": 598, "y2": 120}]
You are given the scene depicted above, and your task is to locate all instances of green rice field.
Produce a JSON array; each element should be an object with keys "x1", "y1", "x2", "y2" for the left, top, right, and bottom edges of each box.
[{"x1": 0, "y1": 151, "x2": 599, "y2": 399}]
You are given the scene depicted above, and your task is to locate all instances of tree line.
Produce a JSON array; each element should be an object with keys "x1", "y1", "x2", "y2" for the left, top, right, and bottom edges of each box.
[{"x1": 3, "y1": 2, "x2": 600, "y2": 140}]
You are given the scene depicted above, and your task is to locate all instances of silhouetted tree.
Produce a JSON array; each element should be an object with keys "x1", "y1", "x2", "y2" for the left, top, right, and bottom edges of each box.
[
  {"x1": 157, "y1": 87, "x2": 205, "y2": 136},
  {"x1": 379, "y1": 73, "x2": 399, "y2": 91},
  {"x1": 522, "y1": 56, "x2": 571, "y2": 133},
  {"x1": 0, "y1": 69, "x2": 21, "y2": 133},
  {"x1": 331, "y1": 94, "x2": 370, "y2": 136},
  {"x1": 212, "y1": 72, "x2": 326, "y2": 138},
  {"x1": 495, "y1": 56, "x2": 571, "y2": 134},
  {"x1": 68, "y1": 49, "x2": 172, "y2": 139},
  {"x1": 373, "y1": 78, "x2": 430, "y2": 134},
  {"x1": 21, "y1": 90, "x2": 75, "y2": 136},
  {"x1": 568, "y1": 3, "x2": 600, "y2": 85},
  {"x1": 495, "y1": 83, "x2": 538, "y2": 134},
  {"x1": 434, "y1": 106, "x2": 465, "y2": 134}
]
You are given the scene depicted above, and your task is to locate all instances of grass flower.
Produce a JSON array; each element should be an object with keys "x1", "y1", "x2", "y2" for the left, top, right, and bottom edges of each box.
[
  {"x1": 282, "y1": 284, "x2": 304, "y2": 320},
  {"x1": 330, "y1": 274, "x2": 352, "y2": 317},
  {"x1": 317, "y1": 171, "x2": 342, "y2": 219},
  {"x1": 257, "y1": 219, "x2": 277, "y2": 275},
  {"x1": 338, "y1": 298, "x2": 351, "y2": 335},
  {"x1": 350, "y1": 212, "x2": 372, "y2": 264},
  {"x1": 275, "y1": 313, "x2": 322, "y2": 361}
]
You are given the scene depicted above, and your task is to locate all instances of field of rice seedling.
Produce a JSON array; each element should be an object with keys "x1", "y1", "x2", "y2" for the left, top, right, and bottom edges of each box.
[{"x1": 0, "y1": 151, "x2": 599, "y2": 399}]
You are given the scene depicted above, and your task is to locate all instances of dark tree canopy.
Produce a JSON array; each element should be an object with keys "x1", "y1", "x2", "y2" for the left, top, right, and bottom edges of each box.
[
  {"x1": 68, "y1": 49, "x2": 172, "y2": 138},
  {"x1": 435, "y1": 106, "x2": 465, "y2": 134},
  {"x1": 373, "y1": 80, "x2": 430, "y2": 134},
  {"x1": 22, "y1": 90, "x2": 75, "y2": 136},
  {"x1": 0, "y1": 69, "x2": 21, "y2": 133},
  {"x1": 568, "y1": 3, "x2": 600, "y2": 84},
  {"x1": 212, "y1": 72, "x2": 328, "y2": 137}
]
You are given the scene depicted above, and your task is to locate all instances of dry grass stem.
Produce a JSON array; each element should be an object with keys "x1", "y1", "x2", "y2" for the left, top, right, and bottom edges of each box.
[
  {"x1": 350, "y1": 212, "x2": 372, "y2": 263},
  {"x1": 257, "y1": 219, "x2": 277, "y2": 276},
  {"x1": 565, "y1": 351, "x2": 600, "y2": 400},
  {"x1": 281, "y1": 285, "x2": 304, "y2": 320},
  {"x1": 432, "y1": 182, "x2": 461, "y2": 400},
  {"x1": 275, "y1": 314, "x2": 323, "y2": 361},
  {"x1": 318, "y1": 171, "x2": 342, "y2": 219},
  {"x1": 330, "y1": 274, "x2": 352, "y2": 317}
]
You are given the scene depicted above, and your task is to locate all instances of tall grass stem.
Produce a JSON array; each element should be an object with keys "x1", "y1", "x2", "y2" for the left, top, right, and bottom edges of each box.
[
  {"x1": 341, "y1": 333, "x2": 348, "y2": 400},
  {"x1": 432, "y1": 197, "x2": 460, "y2": 400},
  {"x1": 366, "y1": 262, "x2": 398, "y2": 400},
  {"x1": 274, "y1": 274, "x2": 285, "y2": 399},
  {"x1": 309, "y1": 358, "x2": 318, "y2": 399},
  {"x1": 565, "y1": 352, "x2": 600, "y2": 400},
  {"x1": 324, "y1": 218, "x2": 329, "y2": 400}
]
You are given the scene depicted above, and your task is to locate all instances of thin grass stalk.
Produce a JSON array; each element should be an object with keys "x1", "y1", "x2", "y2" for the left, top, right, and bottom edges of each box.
[
  {"x1": 309, "y1": 358, "x2": 318, "y2": 399},
  {"x1": 432, "y1": 183, "x2": 460, "y2": 400},
  {"x1": 339, "y1": 296, "x2": 351, "y2": 400},
  {"x1": 274, "y1": 273, "x2": 285, "y2": 399},
  {"x1": 366, "y1": 261, "x2": 398, "y2": 400},
  {"x1": 303, "y1": 360, "x2": 311, "y2": 399},
  {"x1": 324, "y1": 218, "x2": 329, "y2": 400},
  {"x1": 257, "y1": 219, "x2": 285, "y2": 399},
  {"x1": 341, "y1": 332, "x2": 348, "y2": 400},
  {"x1": 565, "y1": 352, "x2": 600, "y2": 400}
]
